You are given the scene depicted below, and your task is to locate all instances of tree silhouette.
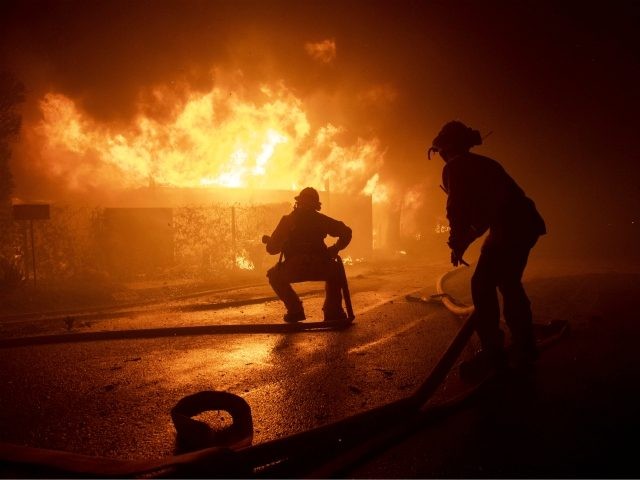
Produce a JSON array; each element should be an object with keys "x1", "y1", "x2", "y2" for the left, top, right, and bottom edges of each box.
[
  {"x1": 0, "y1": 71, "x2": 25, "y2": 252},
  {"x1": 0, "y1": 71, "x2": 25, "y2": 197}
]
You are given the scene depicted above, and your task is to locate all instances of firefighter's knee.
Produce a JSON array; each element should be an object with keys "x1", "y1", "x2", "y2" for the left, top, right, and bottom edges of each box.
[
  {"x1": 471, "y1": 274, "x2": 494, "y2": 297},
  {"x1": 499, "y1": 282, "x2": 528, "y2": 302},
  {"x1": 267, "y1": 265, "x2": 283, "y2": 284}
]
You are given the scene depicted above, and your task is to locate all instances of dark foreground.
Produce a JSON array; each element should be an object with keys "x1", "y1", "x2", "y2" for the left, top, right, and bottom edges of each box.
[
  {"x1": 352, "y1": 267, "x2": 640, "y2": 478},
  {"x1": 1, "y1": 258, "x2": 639, "y2": 478}
]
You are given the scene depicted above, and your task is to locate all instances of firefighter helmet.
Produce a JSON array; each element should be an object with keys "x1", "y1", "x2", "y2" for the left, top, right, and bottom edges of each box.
[
  {"x1": 294, "y1": 187, "x2": 321, "y2": 210},
  {"x1": 428, "y1": 121, "x2": 483, "y2": 159}
]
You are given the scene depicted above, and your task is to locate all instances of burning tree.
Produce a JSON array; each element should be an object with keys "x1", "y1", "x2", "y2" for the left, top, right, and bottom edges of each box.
[{"x1": 0, "y1": 71, "x2": 25, "y2": 289}]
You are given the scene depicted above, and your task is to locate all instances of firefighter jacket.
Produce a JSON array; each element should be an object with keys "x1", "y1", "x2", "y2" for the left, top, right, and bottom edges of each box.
[
  {"x1": 442, "y1": 152, "x2": 546, "y2": 249},
  {"x1": 265, "y1": 207, "x2": 352, "y2": 260}
]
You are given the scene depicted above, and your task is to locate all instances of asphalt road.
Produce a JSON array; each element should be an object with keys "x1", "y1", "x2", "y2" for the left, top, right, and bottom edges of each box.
[
  {"x1": 0, "y1": 258, "x2": 464, "y2": 464},
  {"x1": 3, "y1": 256, "x2": 639, "y2": 478}
]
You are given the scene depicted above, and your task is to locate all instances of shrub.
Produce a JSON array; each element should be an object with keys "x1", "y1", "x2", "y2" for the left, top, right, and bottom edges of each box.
[{"x1": 0, "y1": 254, "x2": 25, "y2": 291}]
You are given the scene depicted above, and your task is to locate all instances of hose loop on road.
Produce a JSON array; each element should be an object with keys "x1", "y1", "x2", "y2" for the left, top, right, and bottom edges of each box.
[
  {"x1": 171, "y1": 391, "x2": 253, "y2": 453},
  {"x1": 0, "y1": 265, "x2": 487, "y2": 478}
]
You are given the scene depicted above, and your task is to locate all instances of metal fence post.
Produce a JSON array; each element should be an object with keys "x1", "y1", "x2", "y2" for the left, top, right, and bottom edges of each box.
[
  {"x1": 30, "y1": 219, "x2": 37, "y2": 288},
  {"x1": 231, "y1": 205, "x2": 236, "y2": 269}
]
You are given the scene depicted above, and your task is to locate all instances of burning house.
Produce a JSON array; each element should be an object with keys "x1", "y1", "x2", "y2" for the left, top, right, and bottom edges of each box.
[
  {"x1": 10, "y1": 80, "x2": 386, "y2": 281},
  {"x1": 96, "y1": 185, "x2": 373, "y2": 278}
]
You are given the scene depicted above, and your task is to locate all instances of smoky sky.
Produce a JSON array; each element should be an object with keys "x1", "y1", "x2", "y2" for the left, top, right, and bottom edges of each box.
[{"x1": 1, "y1": 0, "x2": 639, "y2": 253}]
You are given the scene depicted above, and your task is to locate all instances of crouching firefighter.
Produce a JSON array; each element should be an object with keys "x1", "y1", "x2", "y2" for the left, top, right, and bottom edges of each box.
[
  {"x1": 263, "y1": 187, "x2": 353, "y2": 323},
  {"x1": 429, "y1": 121, "x2": 547, "y2": 372}
]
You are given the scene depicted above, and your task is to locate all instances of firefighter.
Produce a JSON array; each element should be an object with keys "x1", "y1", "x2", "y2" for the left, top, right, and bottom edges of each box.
[
  {"x1": 429, "y1": 121, "x2": 547, "y2": 373},
  {"x1": 264, "y1": 187, "x2": 352, "y2": 323}
]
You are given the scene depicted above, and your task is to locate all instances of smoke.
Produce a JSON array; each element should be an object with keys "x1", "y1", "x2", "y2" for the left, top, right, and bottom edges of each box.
[
  {"x1": 305, "y1": 39, "x2": 337, "y2": 64},
  {"x1": 2, "y1": 0, "x2": 639, "y2": 258}
]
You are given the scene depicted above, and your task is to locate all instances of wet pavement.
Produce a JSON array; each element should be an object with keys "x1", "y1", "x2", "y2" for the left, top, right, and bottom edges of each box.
[
  {"x1": 2, "y1": 256, "x2": 639, "y2": 477},
  {"x1": 350, "y1": 263, "x2": 640, "y2": 478},
  {"x1": 0, "y1": 258, "x2": 460, "y2": 461}
]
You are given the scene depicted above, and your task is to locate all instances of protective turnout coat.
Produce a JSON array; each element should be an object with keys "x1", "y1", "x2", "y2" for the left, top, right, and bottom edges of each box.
[
  {"x1": 442, "y1": 152, "x2": 546, "y2": 250},
  {"x1": 266, "y1": 208, "x2": 352, "y2": 261},
  {"x1": 265, "y1": 207, "x2": 352, "y2": 317}
]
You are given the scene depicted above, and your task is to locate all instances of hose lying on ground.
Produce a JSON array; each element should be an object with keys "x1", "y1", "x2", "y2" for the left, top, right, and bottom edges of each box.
[{"x1": 0, "y1": 266, "x2": 566, "y2": 478}]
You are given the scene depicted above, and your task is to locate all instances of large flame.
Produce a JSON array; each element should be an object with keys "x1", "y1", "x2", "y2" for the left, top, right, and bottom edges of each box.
[{"x1": 32, "y1": 79, "x2": 388, "y2": 201}]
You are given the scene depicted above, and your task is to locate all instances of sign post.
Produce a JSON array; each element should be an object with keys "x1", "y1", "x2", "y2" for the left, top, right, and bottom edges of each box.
[{"x1": 12, "y1": 204, "x2": 50, "y2": 288}]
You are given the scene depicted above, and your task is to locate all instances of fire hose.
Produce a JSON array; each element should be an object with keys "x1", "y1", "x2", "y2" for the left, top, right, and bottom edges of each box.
[
  {"x1": 336, "y1": 254, "x2": 355, "y2": 321},
  {"x1": 436, "y1": 266, "x2": 475, "y2": 316},
  {"x1": 0, "y1": 267, "x2": 553, "y2": 477}
]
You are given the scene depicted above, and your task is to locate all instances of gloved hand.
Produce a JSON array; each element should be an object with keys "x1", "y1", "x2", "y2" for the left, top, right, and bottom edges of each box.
[
  {"x1": 447, "y1": 235, "x2": 471, "y2": 267},
  {"x1": 327, "y1": 244, "x2": 340, "y2": 258},
  {"x1": 450, "y1": 248, "x2": 469, "y2": 267}
]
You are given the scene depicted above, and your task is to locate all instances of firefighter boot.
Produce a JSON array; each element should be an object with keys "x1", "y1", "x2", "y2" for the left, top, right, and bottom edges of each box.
[
  {"x1": 322, "y1": 307, "x2": 348, "y2": 322},
  {"x1": 283, "y1": 301, "x2": 305, "y2": 323},
  {"x1": 460, "y1": 328, "x2": 507, "y2": 381}
]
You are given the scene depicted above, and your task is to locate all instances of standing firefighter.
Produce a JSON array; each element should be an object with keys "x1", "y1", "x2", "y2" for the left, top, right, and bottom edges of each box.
[
  {"x1": 263, "y1": 187, "x2": 352, "y2": 323},
  {"x1": 429, "y1": 121, "x2": 546, "y2": 373}
]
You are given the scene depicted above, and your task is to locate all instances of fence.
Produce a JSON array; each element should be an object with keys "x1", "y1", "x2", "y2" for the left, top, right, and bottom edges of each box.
[{"x1": 2, "y1": 203, "x2": 291, "y2": 285}]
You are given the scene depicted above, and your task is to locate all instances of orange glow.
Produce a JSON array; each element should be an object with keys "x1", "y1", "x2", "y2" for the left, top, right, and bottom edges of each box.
[
  {"x1": 362, "y1": 173, "x2": 389, "y2": 203},
  {"x1": 398, "y1": 185, "x2": 426, "y2": 238},
  {"x1": 357, "y1": 83, "x2": 398, "y2": 106},
  {"x1": 304, "y1": 39, "x2": 336, "y2": 64},
  {"x1": 341, "y1": 255, "x2": 364, "y2": 265},
  {"x1": 235, "y1": 250, "x2": 255, "y2": 270},
  {"x1": 32, "y1": 79, "x2": 387, "y2": 199},
  {"x1": 435, "y1": 223, "x2": 451, "y2": 234}
]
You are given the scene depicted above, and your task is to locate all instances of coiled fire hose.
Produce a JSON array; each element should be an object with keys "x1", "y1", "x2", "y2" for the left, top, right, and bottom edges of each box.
[
  {"x1": 436, "y1": 266, "x2": 475, "y2": 316},
  {"x1": 0, "y1": 267, "x2": 486, "y2": 477}
]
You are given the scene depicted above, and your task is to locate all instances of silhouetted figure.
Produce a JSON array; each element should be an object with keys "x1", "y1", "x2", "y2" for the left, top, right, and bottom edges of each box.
[
  {"x1": 429, "y1": 121, "x2": 546, "y2": 371},
  {"x1": 264, "y1": 187, "x2": 352, "y2": 323}
]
